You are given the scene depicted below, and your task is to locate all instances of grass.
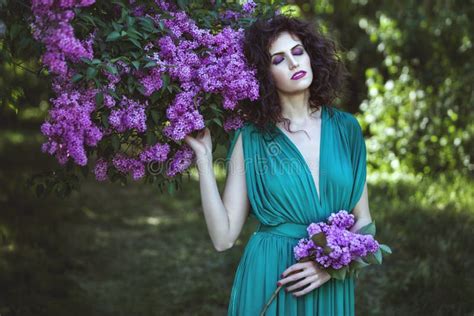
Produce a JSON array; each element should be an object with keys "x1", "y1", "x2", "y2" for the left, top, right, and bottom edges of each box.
[{"x1": 0, "y1": 128, "x2": 473, "y2": 315}]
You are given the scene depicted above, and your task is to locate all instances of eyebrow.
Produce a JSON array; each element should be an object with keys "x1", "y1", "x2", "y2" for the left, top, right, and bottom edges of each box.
[{"x1": 270, "y1": 44, "x2": 303, "y2": 57}]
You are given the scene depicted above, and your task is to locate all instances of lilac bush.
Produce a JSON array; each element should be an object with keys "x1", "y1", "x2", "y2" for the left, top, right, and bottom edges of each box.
[{"x1": 29, "y1": 0, "x2": 282, "y2": 191}]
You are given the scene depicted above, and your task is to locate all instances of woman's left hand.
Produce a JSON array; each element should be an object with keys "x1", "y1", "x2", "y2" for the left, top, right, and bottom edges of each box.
[{"x1": 277, "y1": 261, "x2": 331, "y2": 297}]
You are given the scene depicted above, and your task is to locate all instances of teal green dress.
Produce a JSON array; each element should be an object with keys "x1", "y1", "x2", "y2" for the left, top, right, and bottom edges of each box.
[{"x1": 225, "y1": 105, "x2": 367, "y2": 316}]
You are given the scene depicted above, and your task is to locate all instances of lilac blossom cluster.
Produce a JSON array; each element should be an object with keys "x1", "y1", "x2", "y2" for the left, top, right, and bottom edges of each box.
[
  {"x1": 31, "y1": 0, "x2": 95, "y2": 79},
  {"x1": 155, "y1": 10, "x2": 259, "y2": 141},
  {"x1": 32, "y1": 0, "x2": 261, "y2": 183},
  {"x1": 40, "y1": 89, "x2": 103, "y2": 166},
  {"x1": 294, "y1": 210, "x2": 380, "y2": 270},
  {"x1": 223, "y1": 114, "x2": 244, "y2": 132}
]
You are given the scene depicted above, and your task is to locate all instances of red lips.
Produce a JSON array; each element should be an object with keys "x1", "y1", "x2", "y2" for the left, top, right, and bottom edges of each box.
[{"x1": 291, "y1": 71, "x2": 307, "y2": 80}]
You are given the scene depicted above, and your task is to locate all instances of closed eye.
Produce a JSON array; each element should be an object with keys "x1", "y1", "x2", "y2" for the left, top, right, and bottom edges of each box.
[{"x1": 272, "y1": 47, "x2": 305, "y2": 65}]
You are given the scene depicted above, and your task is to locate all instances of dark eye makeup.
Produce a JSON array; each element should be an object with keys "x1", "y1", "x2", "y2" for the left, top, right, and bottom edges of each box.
[{"x1": 272, "y1": 47, "x2": 304, "y2": 65}]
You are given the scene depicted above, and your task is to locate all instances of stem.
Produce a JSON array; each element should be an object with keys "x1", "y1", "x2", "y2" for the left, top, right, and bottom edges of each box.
[{"x1": 259, "y1": 285, "x2": 282, "y2": 316}]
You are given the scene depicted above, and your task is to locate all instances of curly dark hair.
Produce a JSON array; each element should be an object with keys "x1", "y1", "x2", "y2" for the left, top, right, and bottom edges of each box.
[{"x1": 239, "y1": 14, "x2": 349, "y2": 136}]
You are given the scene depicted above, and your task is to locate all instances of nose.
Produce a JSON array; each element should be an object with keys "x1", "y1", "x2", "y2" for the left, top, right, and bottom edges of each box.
[{"x1": 288, "y1": 56, "x2": 299, "y2": 70}]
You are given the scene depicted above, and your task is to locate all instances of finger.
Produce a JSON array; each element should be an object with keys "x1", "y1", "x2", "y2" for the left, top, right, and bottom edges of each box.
[
  {"x1": 293, "y1": 273, "x2": 332, "y2": 297},
  {"x1": 278, "y1": 269, "x2": 311, "y2": 286},
  {"x1": 292, "y1": 281, "x2": 318, "y2": 297},
  {"x1": 281, "y1": 263, "x2": 304, "y2": 278},
  {"x1": 286, "y1": 274, "x2": 317, "y2": 292}
]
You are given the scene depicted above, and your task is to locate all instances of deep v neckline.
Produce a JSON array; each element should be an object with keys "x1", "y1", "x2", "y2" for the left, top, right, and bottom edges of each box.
[{"x1": 274, "y1": 106, "x2": 325, "y2": 205}]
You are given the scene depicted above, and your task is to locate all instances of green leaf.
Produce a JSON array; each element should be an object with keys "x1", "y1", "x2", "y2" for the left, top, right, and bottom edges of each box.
[
  {"x1": 146, "y1": 131, "x2": 157, "y2": 145},
  {"x1": 356, "y1": 221, "x2": 376, "y2": 236},
  {"x1": 108, "y1": 89, "x2": 119, "y2": 100},
  {"x1": 129, "y1": 38, "x2": 142, "y2": 49},
  {"x1": 144, "y1": 61, "x2": 157, "y2": 68},
  {"x1": 112, "y1": 21, "x2": 122, "y2": 32},
  {"x1": 127, "y1": 28, "x2": 142, "y2": 39},
  {"x1": 150, "y1": 109, "x2": 160, "y2": 125},
  {"x1": 374, "y1": 248, "x2": 383, "y2": 264},
  {"x1": 80, "y1": 57, "x2": 92, "y2": 65},
  {"x1": 364, "y1": 249, "x2": 382, "y2": 265},
  {"x1": 111, "y1": 135, "x2": 120, "y2": 151},
  {"x1": 126, "y1": 16, "x2": 135, "y2": 27},
  {"x1": 379, "y1": 244, "x2": 392, "y2": 255},
  {"x1": 326, "y1": 266, "x2": 348, "y2": 280},
  {"x1": 349, "y1": 258, "x2": 370, "y2": 270},
  {"x1": 106, "y1": 31, "x2": 121, "y2": 42},
  {"x1": 177, "y1": 0, "x2": 188, "y2": 10},
  {"x1": 162, "y1": 73, "x2": 170, "y2": 88},
  {"x1": 212, "y1": 118, "x2": 222, "y2": 127},
  {"x1": 101, "y1": 112, "x2": 110, "y2": 128},
  {"x1": 323, "y1": 245, "x2": 332, "y2": 254},
  {"x1": 110, "y1": 57, "x2": 123, "y2": 63},
  {"x1": 131, "y1": 60, "x2": 140, "y2": 70},
  {"x1": 95, "y1": 92, "x2": 104, "y2": 108},
  {"x1": 71, "y1": 73, "x2": 83, "y2": 83},
  {"x1": 105, "y1": 64, "x2": 118, "y2": 75},
  {"x1": 86, "y1": 67, "x2": 98, "y2": 79},
  {"x1": 158, "y1": 21, "x2": 165, "y2": 31},
  {"x1": 311, "y1": 232, "x2": 327, "y2": 247},
  {"x1": 139, "y1": 17, "x2": 154, "y2": 31}
]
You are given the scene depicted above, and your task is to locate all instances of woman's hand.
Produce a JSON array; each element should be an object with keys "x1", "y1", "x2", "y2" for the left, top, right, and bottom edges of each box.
[
  {"x1": 277, "y1": 261, "x2": 331, "y2": 297},
  {"x1": 184, "y1": 127, "x2": 213, "y2": 168}
]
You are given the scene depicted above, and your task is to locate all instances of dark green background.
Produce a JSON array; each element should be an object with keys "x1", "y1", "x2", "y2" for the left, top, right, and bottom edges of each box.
[{"x1": 1, "y1": 0, "x2": 473, "y2": 315}]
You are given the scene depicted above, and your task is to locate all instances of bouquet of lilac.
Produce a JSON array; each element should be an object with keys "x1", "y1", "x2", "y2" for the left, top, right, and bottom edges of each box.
[
  {"x1": 259, "y1": 210, "x2": 392, "y2": 315},
  {"x1": 294, "y1": 210, "x2": 392, "y2": 280}
]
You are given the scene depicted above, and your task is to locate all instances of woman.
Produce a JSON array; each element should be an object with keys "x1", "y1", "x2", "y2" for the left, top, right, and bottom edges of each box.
[{"x1": 184, "y1": 14, "x2": 372, "y2": 315}]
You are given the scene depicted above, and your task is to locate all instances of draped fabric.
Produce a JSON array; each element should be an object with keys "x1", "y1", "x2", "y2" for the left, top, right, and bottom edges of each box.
[{"x1": 225, "y1": 105, "x2": 367, "y2": 316}]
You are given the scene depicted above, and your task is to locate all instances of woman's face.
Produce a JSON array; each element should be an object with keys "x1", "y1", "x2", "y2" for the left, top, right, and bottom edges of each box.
[{"x1": 268, "y1": 31, "x2": 313, "y2": 94}]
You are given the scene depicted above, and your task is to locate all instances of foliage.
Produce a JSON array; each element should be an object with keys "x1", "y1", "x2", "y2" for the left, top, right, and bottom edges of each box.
[{"x1": 1, "y1": 0, "x2": 284, "y2": 198}]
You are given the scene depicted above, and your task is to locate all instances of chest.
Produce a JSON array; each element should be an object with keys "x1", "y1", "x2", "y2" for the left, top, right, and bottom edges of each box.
[{"x1": 277, "y1": 120, "x2": 322, "y2": 191}]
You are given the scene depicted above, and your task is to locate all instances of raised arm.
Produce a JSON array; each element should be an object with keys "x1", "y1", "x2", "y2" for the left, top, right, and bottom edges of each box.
[{"x1": 184, "y1": 128, "x2": 250, "y2": 252}]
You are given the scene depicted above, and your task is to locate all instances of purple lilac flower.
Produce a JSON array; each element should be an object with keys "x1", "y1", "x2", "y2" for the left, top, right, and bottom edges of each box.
[
  {"x1": 94, "y1": 158, "x2": 108, "y2": 181},
  {"x1": 112, "y1": 153, "x2": 146, "y2": 180},
  {"x1": 166, "y1": 145, "x2": 194, "y2": 177},
  {"x1": 242, "y1": 0, "x2": 257, "y2": 14},
  {"x1": 109, "y1": 96, "x2": 148, "y2": 133},
  {"x1": 40, "y1": 89, "x2": 103, "y2": 166},
  {"x1": 163, "y1": 90, "x2": 205, "y2": 141},
  {"x1": 103, "y1": 93, "x2": 116, "y2": 108},
  {"x1": 223, "y1": 115, "x2": 244, "y2": 132},
  {"x1": 220, "y1": 10, "x2": 241, "y2": 20},
  {"x1": 294, "y1": 210, "x2": 380, "y2": 270},
  {"x1": 154, "y1": 0, "x2": 177, "y2": 12},
  {"x1": 31, "y1": 0, "x2": 95, "y2": 79},
  {"x1": 34, "y1": 1, "x2": 262, "y2": 180},
  {"x1": 139, "y1": 67, "x2": 163, "y2": 96},
  {"x1": 328, "y1": 210, "x2": 355, "y2": 229},
  {"x1": 139, "y1": 142, "x2": 170, "y2": 163}
]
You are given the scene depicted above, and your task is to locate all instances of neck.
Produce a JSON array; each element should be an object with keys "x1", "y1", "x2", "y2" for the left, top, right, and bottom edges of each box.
[{"x1": 278, "y1": 89, "x2": 321, "y2": 126}]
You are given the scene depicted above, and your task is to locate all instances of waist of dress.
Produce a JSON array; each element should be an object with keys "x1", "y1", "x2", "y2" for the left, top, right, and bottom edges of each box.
[{"x1": 256, "y1": 222, "x2": 308, "y2": 239}]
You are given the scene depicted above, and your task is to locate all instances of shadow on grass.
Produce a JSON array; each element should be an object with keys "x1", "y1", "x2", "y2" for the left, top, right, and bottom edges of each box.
[
  {"x1": 356, "y1": 182, "x2": 474, "y2": 316},
  {"x1": 1, "y1": 129, "x2": 473, "y2": 315}
]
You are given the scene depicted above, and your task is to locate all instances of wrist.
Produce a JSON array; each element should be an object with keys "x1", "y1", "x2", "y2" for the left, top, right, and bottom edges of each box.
[{"x1": 196, "y1": 153, "x2": 213, "y2": 171}]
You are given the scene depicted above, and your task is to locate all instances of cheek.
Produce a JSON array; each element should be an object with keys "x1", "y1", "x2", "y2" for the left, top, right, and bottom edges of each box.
[{"x1": 271, "y1": 69, "x2": 288, "y2": 86}]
